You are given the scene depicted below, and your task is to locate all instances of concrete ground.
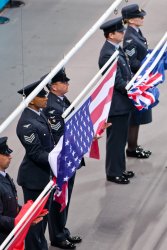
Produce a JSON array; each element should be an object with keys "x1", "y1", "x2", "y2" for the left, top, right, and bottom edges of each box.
[{"x1": 0, "y1": 0, "x2": 167, "y2": 249}]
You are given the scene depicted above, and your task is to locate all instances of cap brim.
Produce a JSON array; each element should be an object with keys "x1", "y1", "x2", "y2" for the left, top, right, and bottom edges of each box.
[
  {"x1": 0, "y1": 147, "x2": 13, "y2": 155},
  {"x1": 117, "y1": 26, "x2": 126, "y2": 32}
]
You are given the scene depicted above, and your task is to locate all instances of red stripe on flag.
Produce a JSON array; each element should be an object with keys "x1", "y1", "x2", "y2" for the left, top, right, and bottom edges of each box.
[
  {"x1": 91, "y1": 62, "x2": 117, "y2": 100},
  {"x1": 141, "y1": 92, "x2": 154, "y2": 104},
  {"x1": 90, "y1": 86, "x2": 114, "y2": 125}
]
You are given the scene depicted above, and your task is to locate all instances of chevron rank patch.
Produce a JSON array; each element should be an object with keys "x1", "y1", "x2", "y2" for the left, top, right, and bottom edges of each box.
[
  {"x1": 24, "y1": 133, "x2": 35, "y2": 143},
  {"x1": 51, "y1": 122, "x2": 61, "y2": 131},
  {"x1": 125, "y1": 48, "x2": 135, "y2": 57},
  {"x1": 23, "y1": 124, "x2": 31, "y2": 128}
]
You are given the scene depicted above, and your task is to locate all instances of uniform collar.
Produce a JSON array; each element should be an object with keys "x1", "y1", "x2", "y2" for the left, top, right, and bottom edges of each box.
[
  {"x1": 0, "y1": 170, "x2": 6, "y2": 177},
  {"x1": 107, "y1": 40, "x2": 120, "y2": 49},
  {"x1": 28, "y1": 107, "x2": 41, "y2": 116}
]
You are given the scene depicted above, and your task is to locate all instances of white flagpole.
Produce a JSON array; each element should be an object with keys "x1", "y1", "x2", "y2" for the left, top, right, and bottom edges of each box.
[
  {"x1": 62, "y1": 50, "x2": 119, "y2": 119},
  {"x1": 0, "y1": 180, "x2": 55, "y2": 250},
  {"x1": 125, "y1": 32, "x2": 167, "y2": 91},
  {"x1": 0, "y1": 0, "x2": 123, "y2": 134}
]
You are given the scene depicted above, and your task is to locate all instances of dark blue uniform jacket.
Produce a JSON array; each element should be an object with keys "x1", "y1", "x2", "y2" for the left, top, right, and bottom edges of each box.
[
  {"x1": 0, "y1": 174, "x2": 19, "y2": 244},
  {"x1": 98, "y1": 40, "x2": 134, "y2": 116},
  {"x1": 17, "y1": 108, "x2": 55, "y2": 190},
  {"x1": 123, "y1": 26, "x2": 148, "y2": 73}
]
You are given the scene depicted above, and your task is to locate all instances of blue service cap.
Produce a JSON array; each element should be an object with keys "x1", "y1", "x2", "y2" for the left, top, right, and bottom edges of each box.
[
  {"x1": 100, "y1": 17, "x2": 125, "y2": 33},
  {"x1": 122, "y1": 4, "x2": 146, "y2": 20},
  {"x1": 0, "y1": 137, "x2": 13, "y2": 155},
  {"x1": 17, "y1": 80, "x2": 47, "y2": 97},
  {"x1": 51, "y1": 68, "x2": 70, "y2": 84}
]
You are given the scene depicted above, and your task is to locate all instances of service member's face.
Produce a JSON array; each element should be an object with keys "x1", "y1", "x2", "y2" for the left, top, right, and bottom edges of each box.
[
  {"x1": 129, "y1": 16, "x2": 144, "y2": 27},
  {"x1": 30, "y1": 96, "x2": 48, "y2": 111},
  {"x1": 0, "y1": 153, "x2": 12, "y2": 171},
  {"x1": 109, "y1": 31, "x2": 125, "y2": 43},
  {"x1": 52, "y1": 81, "x2": 69, "y2": 96}
]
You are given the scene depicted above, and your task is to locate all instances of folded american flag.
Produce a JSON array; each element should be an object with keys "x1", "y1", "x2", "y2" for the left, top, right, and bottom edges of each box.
[
  {"x1": 128, "y1": 42, "x2": 167, "y2": 110},
  {"x1": 49, "y1": 59, "x2": 117, "y2": 211}
]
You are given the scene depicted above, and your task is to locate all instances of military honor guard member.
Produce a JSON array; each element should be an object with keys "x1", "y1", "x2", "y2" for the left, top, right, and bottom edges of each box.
[
  {"x1": 0, "y1": 137, "x2": 18, "y2": 245},
  {"x1": 122, "y1": 4, "x2": 152, "y2": 159},
  {"x1": 44, "y1": 69, "x2": 82, "y2": 249},
  {"x1": 16, "y1": 81, "x2": 55, "y2": 250},
  {"x1": 98, "y1": 17, "x2": 135, "y2": 184}
]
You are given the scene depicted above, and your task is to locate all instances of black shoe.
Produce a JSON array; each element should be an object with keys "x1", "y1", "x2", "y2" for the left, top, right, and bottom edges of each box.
[
  {"x1": 67, "y1": 236, "x2": 82, "y2": 244},
  {"x1": 136, "y1": 145, "x2": 152, "y2": 155},
  {"x1": 126, "y1": 148, "x2": 150, "y2": 159},
  {"x1": 122, "y1": 171, "x2": 135, "y2": 178},
  {"x1": 51, "y1": 240, "x2": 76, "y2": 249},
  {"x1": 107, "y1": 176, "x2": 130, "y2": 184}
]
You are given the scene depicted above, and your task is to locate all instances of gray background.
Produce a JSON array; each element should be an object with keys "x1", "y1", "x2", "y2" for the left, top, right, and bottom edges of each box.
[{"x1": 0, "y1": 0, "x2": 167, "y2": 249}]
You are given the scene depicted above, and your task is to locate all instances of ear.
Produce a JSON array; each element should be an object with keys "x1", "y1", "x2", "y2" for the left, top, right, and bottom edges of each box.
[
  {"x1": 52, "y1": 84, "x2": 58, "y2": 91},
  {"x1": 108, "y1": 32, "x2": 115, "y2": 39},
  {"x1": 128, "y1": 18, "x2": 135, "y2": 24},
  {"x1": 30, "y1": 97, "x2": 36, "y2": 105}
]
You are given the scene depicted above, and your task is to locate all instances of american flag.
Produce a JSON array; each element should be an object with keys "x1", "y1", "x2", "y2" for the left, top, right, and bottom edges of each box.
[
  {"x1": 49, "y1": 59, "x2": 117, "y2": 211},
  {"x1": 128, "y1": 42, "x2": 167, "y2": 110}
]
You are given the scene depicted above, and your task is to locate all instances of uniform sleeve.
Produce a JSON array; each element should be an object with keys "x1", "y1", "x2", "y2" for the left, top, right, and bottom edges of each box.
[
  {"x1": 99, "y1": 53, "x2": 128, "y2": 94},
  {"x1": 17, "y1": 125, "x2": 49, "y2": 167},
  {"x1": 124, "y1": 41, "x2": 141, "y2": 73},
  {"x1": 114, "y1": 62, "x2": 129, "y2": 94},
  {"x1": 44, "y1": 107, "x2": 65, "y2": 145},
  {"x1": 0, "y1": 194, "x2": 15, "y2": 232}
]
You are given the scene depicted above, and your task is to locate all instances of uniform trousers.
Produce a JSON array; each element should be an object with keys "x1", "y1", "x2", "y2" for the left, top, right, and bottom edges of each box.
[
  {"x1": 106, "y1": 113, "x2": 130, "y2": 177},
  {"x1": 22, "y1": 187, "x2": 48, "y2": 250},
  {"x1": 48, "y1": 174, "x2": 75, "y2": 243}
]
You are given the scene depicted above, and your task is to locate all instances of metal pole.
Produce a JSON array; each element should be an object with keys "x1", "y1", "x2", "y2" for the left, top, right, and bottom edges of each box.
[{"x1": 0, "y1": 0, "x2": 123, "y2": 134}]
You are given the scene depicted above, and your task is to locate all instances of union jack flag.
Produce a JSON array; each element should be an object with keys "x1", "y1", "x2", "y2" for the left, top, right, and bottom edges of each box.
[
  {"x1": 49, "y1": 59, "x2": 117, "y2": 211},
  {"x1": 128, "y1": 42, "x2": 167, "y2": 110}
]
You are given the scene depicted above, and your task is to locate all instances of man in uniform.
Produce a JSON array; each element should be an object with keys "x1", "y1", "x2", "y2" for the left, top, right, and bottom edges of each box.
[
  {"x1": 44, "y1": 69, "x2": 82, "y2": 249},
  {"x1": 0, "y1": 137, "x2": 18, "y2": 245},
  {"x1": 0, "y1": 136, "x2": 46, "y2": 247},
  {"x1": 17, "y1": 81, "x2": 55, "y2": 250},
  {"x1": 98, "y1": 17, "x2": 134, "y2": 184}
]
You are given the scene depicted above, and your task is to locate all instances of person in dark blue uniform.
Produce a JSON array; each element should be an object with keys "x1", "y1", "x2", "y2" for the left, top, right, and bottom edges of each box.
[
  {"x1": 17, "y1": 81, "x2": 55, "y2": 250},
  {"x1": 43, "y1": 69, "x2": 82, "y2": 249},
  {"x1": 0, "y1": 136, "x2": 47, "y2": 247},
  {"x1": 122, "y1": 4, "x2": 152, "y2": 159},
  {"x1": 98, "y1": 17, "x2": 135, "y2": 184},
  {"x1": 0, "y1": 137, "x2": 18, "y2": 245}
]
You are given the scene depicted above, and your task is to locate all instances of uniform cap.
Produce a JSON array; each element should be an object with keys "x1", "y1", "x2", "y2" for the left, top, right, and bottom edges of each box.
[
  {"x1": 0, "y1": 137, "x2": 13, "y2": 156},
  {"x1": 17, "y1": 80, "x2": 47, "y2": 97},
  {"x1": 122, "y1": 4, "x2": 146, "y2": 20},
  {"x1": 51, "y1": 68, "x2": 70, "y2": 84},
  {"x1": 100, "y1": 17, "x2": 125, "y2": 33}
]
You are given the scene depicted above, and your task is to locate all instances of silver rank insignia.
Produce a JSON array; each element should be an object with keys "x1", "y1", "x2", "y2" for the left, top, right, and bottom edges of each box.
[
  {"x1": 24, "y1": 133, "x2": 35, "y2": 143},
  {"x1": 125, "y1": 48, "x2": 135, "y2": 57},
  {"x1": 51, "y1": 122, "x2": 61, "y2": 131}
]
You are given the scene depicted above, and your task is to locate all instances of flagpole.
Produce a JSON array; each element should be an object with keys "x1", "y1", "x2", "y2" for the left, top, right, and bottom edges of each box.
[
  {"x1": 0, "y1": 0, "x2": 123, "y2": 134},
  {"x1": 0, "y1": 180, "x2": 55, "y2": 250},
  {"x1": 125, "y1": 32, "x2": 167, "y2": 91},
  {"x1": 62, "y1": 50, "x2": 119, "y2": 119}
]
